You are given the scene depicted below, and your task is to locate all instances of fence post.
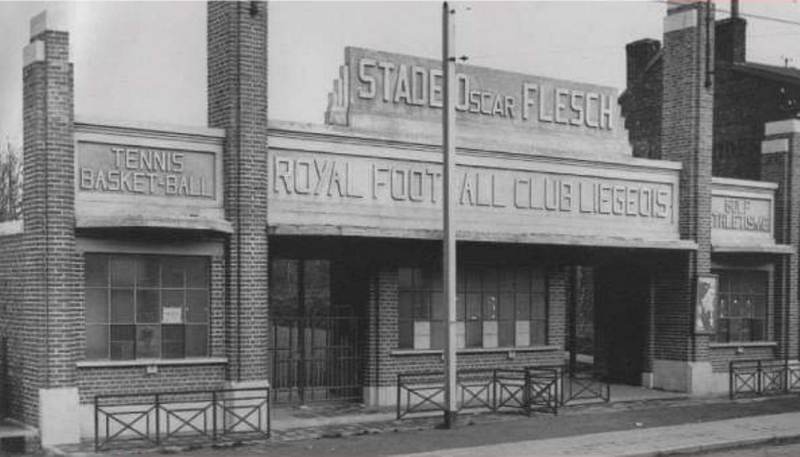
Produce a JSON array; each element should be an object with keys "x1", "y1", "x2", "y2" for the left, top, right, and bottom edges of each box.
[
  {"x1": 94, "y1": 396, "x2": 99, "y2": 452},
  {"x1": 212, "y1": 391, "x2": 217, "y2": 441},
  {"x1": 396, "y1": 375, "x2": 401, "y2": 420},
  {"x1": 155, "y1": 394, "x2": 161, "y2": 446},
  {"x1": 729, "y1": 362, "x2": 734, "y2": 400},
  {"x1": 266, "y1": 388, "x2": 271, "y2": 437},
  {"x1": 757, "y1": 361, "x2": 763, "y2": 395}
]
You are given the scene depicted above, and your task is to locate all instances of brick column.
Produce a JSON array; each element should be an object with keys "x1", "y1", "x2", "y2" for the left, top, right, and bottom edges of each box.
[
  {"x1": 761, "y1": 121, "x2": 800, "y2": 361},
  {"x1": 22, "y1": 11, "x2": 81, "y2": 444},
  {"x1": 207, "y1": 2, "x2": 270, "y2": 385},
  {"x1": 653, "y1": 1, "x2": 715, "y2": 394},
  {"x1": 364, "y1": 266, "x2": 398, "y2": 406}
]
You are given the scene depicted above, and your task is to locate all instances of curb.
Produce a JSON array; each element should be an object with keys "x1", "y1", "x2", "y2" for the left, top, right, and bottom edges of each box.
[{"x1": 625, "y1": 434, "x2": 800, "y2": 456}]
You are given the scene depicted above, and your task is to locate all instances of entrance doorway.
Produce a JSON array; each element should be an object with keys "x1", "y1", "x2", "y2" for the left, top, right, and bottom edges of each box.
[
  {"x1": 269, "y1": 258, "x2": 366, "y2": 404},
  {"x1": 595, "y1": 264, "x2": 650, "y2": 385}
]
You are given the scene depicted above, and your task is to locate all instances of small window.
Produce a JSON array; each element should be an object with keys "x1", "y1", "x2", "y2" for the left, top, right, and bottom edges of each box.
[
  {"x1": 84, "y1": 254, "x2": 210, "y2": 360},
  {"x1": 713, "y1": 269, "x2": 769, "y2": 343}
]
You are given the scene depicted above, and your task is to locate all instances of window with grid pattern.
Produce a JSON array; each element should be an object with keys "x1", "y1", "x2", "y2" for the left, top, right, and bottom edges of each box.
[
  {"x1": 85, "y1": 254, "x2": 210, "y2": 360},
  {"x1": 398, "y1": 265, "x2": 547, "y2": 349},
  {"x1": 713, "y1": 269, "x2": 768, "y2": 343}
]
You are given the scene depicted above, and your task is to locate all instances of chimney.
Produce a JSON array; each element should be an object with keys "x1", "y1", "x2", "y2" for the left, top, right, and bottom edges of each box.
[
  {"x1": 626, "y1": 39, "x2": 661, "y2": 88},
  {"x1": 715, "y1": 13, "x2": 746, "y2": 63}
]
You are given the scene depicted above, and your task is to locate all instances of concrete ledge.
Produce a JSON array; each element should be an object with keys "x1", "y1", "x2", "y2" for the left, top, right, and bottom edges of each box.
[
  {"x1": 664, "y1": 8, "x2": 698, "y2": 33},
  {"x1": 22, "y1": 41, "x2": 44, "y2": 67},
  {"x1": 0, "y1": 220, "x2": 23, "y2": 236},
  {"x1": 766, "y1": 119, "x2": 800, "y2": 136},
  {"x1": 762, "y1": 138, "x2": 790, "y2": 154}
]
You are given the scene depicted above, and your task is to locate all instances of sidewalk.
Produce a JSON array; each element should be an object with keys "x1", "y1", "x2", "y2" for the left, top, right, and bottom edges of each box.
[
  {"x1": 55, "y1": 394, "x2": 800, "y2": 456},
  {"x1": 392, "y1": 411, "x2": 800, "y2": 456}
]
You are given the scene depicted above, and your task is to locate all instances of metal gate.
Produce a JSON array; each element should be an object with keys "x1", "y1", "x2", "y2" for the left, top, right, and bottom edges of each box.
[{"x1": 270, "y1": 307, "x2": 363, "y2": 404}]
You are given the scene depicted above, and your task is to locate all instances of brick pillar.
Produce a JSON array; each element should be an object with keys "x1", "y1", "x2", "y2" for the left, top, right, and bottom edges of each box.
[
  {"x1": 653, "y1": 1, "x2": 715, "y2": 394},
  {"x1": 364, "y1": 266, "x2": 398, "y2": 406},
  {"x1": 761, "y1": 121, "x2": 800, "y2": 362},
  {"x1": 22, "y1": 11, "x2": 81, "y2": 444},
  {"x1": 207, "y1": 2, "x2": 270, "y2": 385}
]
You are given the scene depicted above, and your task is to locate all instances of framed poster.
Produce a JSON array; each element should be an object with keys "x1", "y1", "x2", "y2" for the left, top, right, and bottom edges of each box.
[{"x1": 695, "y1": 274, "x2": 718, "y2": 334}]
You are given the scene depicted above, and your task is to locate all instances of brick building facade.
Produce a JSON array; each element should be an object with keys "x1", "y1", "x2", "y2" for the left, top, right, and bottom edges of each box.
[{"x1": 0, "y1": 0, "x2": 798, "y2": 448}]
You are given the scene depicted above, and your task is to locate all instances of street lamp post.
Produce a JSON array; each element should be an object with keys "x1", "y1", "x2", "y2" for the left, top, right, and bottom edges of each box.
[{"x1": 442, "y1": 0, "x2": 458, "y2": 429}]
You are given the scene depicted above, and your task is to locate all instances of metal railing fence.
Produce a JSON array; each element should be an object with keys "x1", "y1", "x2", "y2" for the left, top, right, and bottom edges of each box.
[{"x1": 94, "y1": 386, "x2": 270, "y2": 452}]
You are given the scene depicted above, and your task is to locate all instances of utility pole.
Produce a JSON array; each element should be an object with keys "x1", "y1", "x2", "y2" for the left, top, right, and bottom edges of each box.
[{"x1": 442, "y1": 0, "x2": 458, "y2": 429}]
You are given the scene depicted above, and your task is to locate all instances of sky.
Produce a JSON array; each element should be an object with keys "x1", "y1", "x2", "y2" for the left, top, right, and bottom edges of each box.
[{"x1": 2, "y1": 1, "x2": 800, "y2": 146}]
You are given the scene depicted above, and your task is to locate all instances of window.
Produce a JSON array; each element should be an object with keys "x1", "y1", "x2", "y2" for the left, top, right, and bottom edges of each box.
[
  {"x1": 85, "y1": 254, "x2": 210, "y2": 360},
  {"x1": 398, "y1": 265, "x2": 547, "y2": 350},
  {"x1": 713, "y1": 269, "x2": 768, "y2": 343}
]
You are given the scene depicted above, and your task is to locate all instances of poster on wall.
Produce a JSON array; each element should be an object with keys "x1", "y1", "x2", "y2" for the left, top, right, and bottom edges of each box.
[{"x1": 695, "y1": 274, "x2": 718, "y2": 334}]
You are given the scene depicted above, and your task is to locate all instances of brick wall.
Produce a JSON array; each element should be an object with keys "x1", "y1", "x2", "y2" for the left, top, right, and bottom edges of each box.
[
  {"x1": 0, "y1": 231, "x2": 28, "y2": 421},
  {"x1": 207, "y1": 1, "x2": 270, "y2": 383},
  {"x1": 78, "y1": 365, "x2": 227, "y2": 403}
]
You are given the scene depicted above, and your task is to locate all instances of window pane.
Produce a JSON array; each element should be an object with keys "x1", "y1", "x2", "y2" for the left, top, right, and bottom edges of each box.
[
  {"x1": 110, "y1": 325, "x2": 135, "y2": 360},
  {"x1": 515, "y1": 269, "x2": 530, "y2": 292},
  {"x1": 531, "y1": 294, "x2": 546, "y2": 320},
  {"x1": 531, "y1": 271, "x2": 545, "y2": 294},
  {"x1": 136, "y1": 257, "x2": 160, "y2": 288},
  {"x1": 186, "y1": 325, "x2": 208, "y2": 357},
  {"x1": 136, "y1": 325, "x2": 161, "y2": 358},
  {"x1": 162, "y1": 258, "x2": 185, "y2": 288},
  {"x1": 162, "y1": 325, "x2": 185, "y2": 358},
  {"x1": 430, "y1": 269, "x2": 443, "y2": 291},
  {"x1": 465, "y1": 321, "x2": 482, "y2": 347},
  {"x1": 110, "y1": 290, "x2": 134, "y2": 323},
  {"x1": 398, "y1": 320, "x2": 413, "y2": 348},
  {"x1": 399, "y1": 268, "x2": 413, "y2": 290},
  {"x1": 465, "y1": 268, "x2": 481, "y2": 292},
  {"x1": 136, "y1": 289, "x2": 160, "y2": 323},
  {"x1": 498, "y1": 293, "x2": 515, "y2": 320},
  {"x1": 466, "y1": 293, "x2": 481, "y2": 321},
  {"x1": 430, "y1": 320, "x2": 446, "y2": 350},
  {"x1": 483, "y1": 269, "x2": 498, "y2": 292},
  {"x1": 483, "y1": 294, "x2": 498, "y2": 320},
  {"x1": 85, "y1": 255, "x2": 109, "y2": 287},
  {"x1": 111, "y1": 258, "x2": 135, "y2": 287},
  {"x1": 530, "y1": 320, "x2": 546, "y2": 346},
  {"x1": 456, "y1": 294, "x2": 465, "y2": 321},
  {"x1": 499, "y1": 269, "x2": 515, "y2": 291},
  {"x1": 399, "y1": 292, "x2": 413, "y2": 320},
  {"x1": 413, "y1": 292, "x2": 430, "y2": 319},
  {"x1": 186, "y1": 290, "x2": 208, "y2": 323},
  {"x1": 86, "y1": 325, "x2": 109, "y2": 359},
  {"x1": 498, "y1": 320, "x2": 515, "y2": 347},
  {"x1": 431, "y1": 292, "x2": 445, "y2": 320},
  {"x1": 186, "y1": 258, "x2": 208, "y2": 288},
  {"x1": 86, "y1": 289, "x2": 108, "y2": 324},
  {"x1": 162, "y1": 290, "x2": 185, "y2": 323},
  {"x1": 515, "y1": 294, "x2": 531, "y2": 319}
]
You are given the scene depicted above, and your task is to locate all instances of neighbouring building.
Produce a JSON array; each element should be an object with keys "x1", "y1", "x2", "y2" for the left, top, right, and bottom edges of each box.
[{"x1": 0, "y1": 0, "x2": 797, "y2": 448}]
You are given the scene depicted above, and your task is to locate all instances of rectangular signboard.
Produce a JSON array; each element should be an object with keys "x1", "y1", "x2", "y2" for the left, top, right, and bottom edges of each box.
[
  {"x1": 711, "y1": 178, "x2": 776, "y2": 248},
  {"x1": 268, "y1": 143, "x2": 681, "y2": 244},
  {"x1": 78, "y1": 142, "x2": 216, "y2": 200}
]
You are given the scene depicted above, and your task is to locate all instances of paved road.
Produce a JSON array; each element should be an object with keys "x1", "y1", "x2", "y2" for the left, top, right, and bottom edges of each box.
[{"x1": 693, "y1": 439, "x2": 800, "y2": 456}]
